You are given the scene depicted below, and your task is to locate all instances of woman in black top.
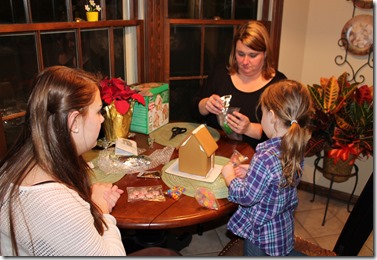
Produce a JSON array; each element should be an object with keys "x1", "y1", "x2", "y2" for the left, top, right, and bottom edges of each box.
[{"x1": 192, "y1": 21, "x2": 287, "y2": 150}]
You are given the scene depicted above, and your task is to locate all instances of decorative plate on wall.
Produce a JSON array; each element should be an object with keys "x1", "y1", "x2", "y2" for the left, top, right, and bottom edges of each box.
[
  {"x1": 352, "y1": 0, "x2": 373, "y2": 9},
  {"x1": 341, "y1": 14, "x2": 373, "y2": 56}
]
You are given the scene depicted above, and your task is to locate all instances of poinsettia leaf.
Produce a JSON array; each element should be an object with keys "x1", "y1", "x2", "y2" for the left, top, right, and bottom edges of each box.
[
  {"x1": 114, "y1": 99, "x2": 130, "y2": 115},
  {"x1": 131, "y1": 93, "x2": 146, "y2": 105},
  {"x1": 102, "y1": 96, "x2": 113, "y2": 105},
  {"x1": 111, "y1": 78, "x2": 126, "y2": 90}
]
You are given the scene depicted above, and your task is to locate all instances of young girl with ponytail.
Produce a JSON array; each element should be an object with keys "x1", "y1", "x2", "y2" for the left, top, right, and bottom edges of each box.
[{"x1": 221, "y1": 79, "x2": 313, "y2": 256}]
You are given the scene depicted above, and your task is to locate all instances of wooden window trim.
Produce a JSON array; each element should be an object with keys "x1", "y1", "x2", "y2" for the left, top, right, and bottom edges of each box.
[
  {"x1": 0, "y1": 19, "x2": 145, "y2": 121},
  {"x1": 144, "y1": 0, "x2": 284, "y2": 82}
]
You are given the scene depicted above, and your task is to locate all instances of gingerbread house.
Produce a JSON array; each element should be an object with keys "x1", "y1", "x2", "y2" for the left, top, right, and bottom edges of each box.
[{"x1": 178, "y1": 124, "x2": 218, "y2": 177}]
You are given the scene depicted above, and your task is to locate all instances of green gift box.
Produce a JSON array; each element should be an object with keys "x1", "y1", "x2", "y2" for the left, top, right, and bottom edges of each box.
[{"x1": 130, "y1": 82, "x2": 169, "y2": 134}]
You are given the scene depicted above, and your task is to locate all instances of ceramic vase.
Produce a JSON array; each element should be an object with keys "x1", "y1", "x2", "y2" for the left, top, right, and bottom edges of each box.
[{"x1": 86, "y1": 12, "x2": 99, "y2": 22}]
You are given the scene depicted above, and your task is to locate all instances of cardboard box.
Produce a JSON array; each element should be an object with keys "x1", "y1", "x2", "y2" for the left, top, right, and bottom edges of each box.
[
  {"x1": 178, "y1": 124, "x2": 218, "y2": 177},
  {"x1": 130, "y1": 82, "x2": 169, "y2": 134}
]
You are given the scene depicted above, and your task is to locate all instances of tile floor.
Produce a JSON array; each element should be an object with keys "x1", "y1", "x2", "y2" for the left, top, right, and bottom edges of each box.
[{"x1": 174, "y1": 189, "x2": 374, "y2": 256}]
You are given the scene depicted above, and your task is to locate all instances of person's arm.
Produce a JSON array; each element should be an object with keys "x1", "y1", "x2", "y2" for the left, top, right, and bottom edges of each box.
[
  {"x1": 27, "y1": 184, "x2": 126, "y2": 256},
  {"x1": 91, "y1": 183, "x2": 124, "y2": 214},
  {"x1": 226, "y1": 112, "x2": 263, "y2": 140},
  {"x1": 221, "y1": 162, "x2": 236, "y2": 186},
  {"x1": 224, "y1": 71, "x2": 287, "y2": 141},
  {"x1": 226, "y1": 154, "x2": 272, "y2": 207},
  {"x1": 191, "y1": 64, "x2": 227, "y2": 121},
  {"x1": 198, "y1": 94, "x2": 223, "y2": 116}
]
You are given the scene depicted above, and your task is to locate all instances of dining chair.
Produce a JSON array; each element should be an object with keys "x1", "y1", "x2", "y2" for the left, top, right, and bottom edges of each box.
[{"x1": 0, "y1": 115, "x2": 7, "y2": 160}]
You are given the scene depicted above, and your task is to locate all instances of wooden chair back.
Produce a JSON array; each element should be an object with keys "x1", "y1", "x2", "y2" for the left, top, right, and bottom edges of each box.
[{"x1": 0, "y1": 115, "x2": 7, "y2": 160}]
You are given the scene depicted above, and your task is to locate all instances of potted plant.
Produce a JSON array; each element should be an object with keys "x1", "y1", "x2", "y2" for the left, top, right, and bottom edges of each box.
[
  {"x1": 100, "y1": 77, "x2": 145, "y2": 142},
  {"x1": 305, "y1": 72, "x2": 373, "y2": 182},
  {"x1": 85, "y1": 0, "x2": 101, "y2": 22}
]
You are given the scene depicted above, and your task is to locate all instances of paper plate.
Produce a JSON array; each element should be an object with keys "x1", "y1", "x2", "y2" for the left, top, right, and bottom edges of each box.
[
  {"x1": 164, "y1": 159, "x2": 222, "y2": 183},
  {"x1": 162, "y1": 156, "x2": 230, "y2": 198},
  {"x1": 149, "y1": 122, "x2": 220, "y2": 148}
]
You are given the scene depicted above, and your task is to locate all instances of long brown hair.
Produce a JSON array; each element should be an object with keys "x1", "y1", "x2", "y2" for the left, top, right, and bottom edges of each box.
[
  {"x1": 227, "y1": 21, "x2": 275, "y2": 79},
  {"x1": 0, "y1": 66, "x2": 106, "y2": 255},
  {"x1": 259, "y1": 79, "x2": 313, "y2": 187}
]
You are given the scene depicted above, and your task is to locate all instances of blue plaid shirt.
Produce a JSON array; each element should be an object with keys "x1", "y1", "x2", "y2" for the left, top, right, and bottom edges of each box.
[{"x1": 227, "y1": 137, "x2": 302, "y2": 256}]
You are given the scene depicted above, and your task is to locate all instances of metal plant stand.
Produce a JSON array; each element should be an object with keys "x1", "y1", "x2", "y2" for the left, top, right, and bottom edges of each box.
[{"x1": 310, "y1": 156, "x2": 358, "y2": 226}]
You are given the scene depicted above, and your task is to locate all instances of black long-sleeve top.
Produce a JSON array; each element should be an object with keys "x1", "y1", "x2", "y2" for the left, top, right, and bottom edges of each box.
[{"x1": 191, "y1": 64, "x2": 287, "y2": 150}]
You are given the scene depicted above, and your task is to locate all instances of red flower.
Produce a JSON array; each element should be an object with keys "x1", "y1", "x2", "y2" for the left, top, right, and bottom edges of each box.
[{"x1": 100, "y1": 77, "x2": 145, "y2": 115}]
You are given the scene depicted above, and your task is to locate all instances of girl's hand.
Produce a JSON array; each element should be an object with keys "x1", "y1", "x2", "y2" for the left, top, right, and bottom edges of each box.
[
  {"x1": 234, "y1": 164, "x2": 248, "y2": 179},
  {"x1": 221, "y1": 163, "x2": 236, "y2": 186}
]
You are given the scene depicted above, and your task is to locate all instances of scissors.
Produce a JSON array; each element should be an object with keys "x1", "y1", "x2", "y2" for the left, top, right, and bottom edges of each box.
[{"x1": 169, "y1": 127, "x2": 187, "y2": 140}]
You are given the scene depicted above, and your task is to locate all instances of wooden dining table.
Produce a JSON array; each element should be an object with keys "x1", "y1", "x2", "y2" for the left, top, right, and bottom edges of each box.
[
  {"x1": 103, "y1": 127, "x2": 254, "y2": 230},
  {"x1": 84, "y1": 124, "x2": 254, "y2": 234}
]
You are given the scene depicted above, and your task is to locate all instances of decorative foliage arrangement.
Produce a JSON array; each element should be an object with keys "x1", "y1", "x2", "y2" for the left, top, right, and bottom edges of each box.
[
  {"x1": 85, "y1": 0, "x2": 101, "y2": 12},
  {"x1": 306, "y1": 72, "x2": 373, "y2": 165},
  {"x1": 100, "y1": 77, "x2": 145, "y2": 115}
]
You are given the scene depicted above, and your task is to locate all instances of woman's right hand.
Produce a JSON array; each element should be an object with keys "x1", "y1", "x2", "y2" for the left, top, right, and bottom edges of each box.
[{"x1": 200, "y1": 94, "x2": 223, "y2": 115}]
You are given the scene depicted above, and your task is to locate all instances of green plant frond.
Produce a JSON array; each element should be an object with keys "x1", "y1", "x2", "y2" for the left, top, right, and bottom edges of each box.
[
  {"x1": 305, "y1": 137, "x2": 326, "y2": 157},
  {"x1": 350, "y1": 102, "x2": 373, "y2": 128},
  {"x1": 323, "y1": 76, "x2": 339, "y2": 112},
  {"x1": 307, "y1": 84, "x2": 325, "y2": 110},
  {"x1": 337, "y1": 72, "x2": 349, "y2": 88},
  {"x1": 307, "y1": 72, "x2": 374, "y2": 161},
  {"x1": 332, "y1": 83, "x2": 358, "y2": 114},
  {"x1": 335, "y1": 114, "x2": 353, "y2": 131}
]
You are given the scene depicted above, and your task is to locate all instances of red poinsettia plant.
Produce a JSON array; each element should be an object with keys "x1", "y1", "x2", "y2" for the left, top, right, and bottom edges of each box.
[
  {"x1": 100, "y1": 77, "x2": 145, "y2": 115},
  {"x1": 306, "y1": 72, "x2": 373, "y2": 165}
]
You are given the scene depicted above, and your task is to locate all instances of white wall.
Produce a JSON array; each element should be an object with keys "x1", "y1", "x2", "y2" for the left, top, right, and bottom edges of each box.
[{"x1": 279, "y1": 0, "x2": 373, "y2": 196}]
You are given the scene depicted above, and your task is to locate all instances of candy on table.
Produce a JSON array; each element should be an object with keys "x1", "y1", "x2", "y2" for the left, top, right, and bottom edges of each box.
[
  {"x1": 165, "y1": 186, "x2": 186, "y2": 200},
  {"x1": 194, "y1": 187, "x2": 219, "y2": 210},
  {"x1": 127, "y1": 185, "x2": 165, "y2": 202}
]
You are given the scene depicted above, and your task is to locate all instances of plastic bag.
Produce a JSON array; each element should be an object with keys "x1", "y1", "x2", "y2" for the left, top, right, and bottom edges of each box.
[
  {"x1": 194, "y1": 187, "x2": 220, "y2": 210},
  {"x1": 165, "y1": 186, "x2": 186, "y2": 200},
  {"x1": 127, "y1": 185, "x2": 166, "y2": 202},
  {"x1": 230, "y1": 149, "x2": 249, "y2": 167}
]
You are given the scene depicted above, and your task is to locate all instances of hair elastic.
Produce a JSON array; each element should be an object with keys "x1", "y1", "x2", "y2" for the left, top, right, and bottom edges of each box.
[{"x1": 290, "y1": 120, "x2": 298, "y2": 125}]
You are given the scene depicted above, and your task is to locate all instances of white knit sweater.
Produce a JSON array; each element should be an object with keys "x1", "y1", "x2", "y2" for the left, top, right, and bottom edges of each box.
[{"x1": 0, "y1": 182, "x2": 126, "y2": 256}]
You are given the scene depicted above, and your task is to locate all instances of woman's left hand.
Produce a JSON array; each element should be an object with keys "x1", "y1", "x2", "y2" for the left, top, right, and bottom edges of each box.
[
  {"x1": 103, "y1": 185, "x2": 124, "y2": 213},
  {"x1": 226, "y1": 111, "x2": 250, "y2": 134},
  {"x1": 91, "y1": 183, "x2": 124, "y2": 214}
]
